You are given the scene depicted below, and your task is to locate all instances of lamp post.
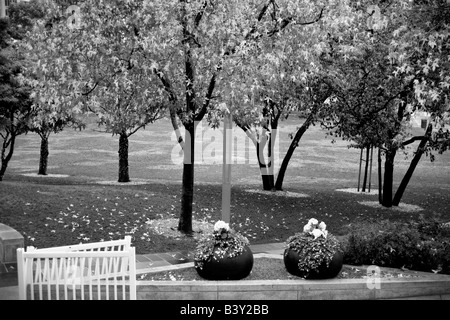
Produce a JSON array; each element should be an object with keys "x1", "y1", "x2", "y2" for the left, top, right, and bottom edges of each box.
[
  {"x1": 221, "y1": 111, "x2": 232, "y2": 223},
  {"x1": 1, "y1": 0, "x2": 6, "y2": 18}
]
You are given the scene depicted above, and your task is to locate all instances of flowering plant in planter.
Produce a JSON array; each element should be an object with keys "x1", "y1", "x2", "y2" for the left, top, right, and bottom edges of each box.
[
  {"x1": 194, "y1": 220, "x2": 251, "y2": 271},
  {"x1": 284, "y1": 218, "x2": 343, "y2": 278}
]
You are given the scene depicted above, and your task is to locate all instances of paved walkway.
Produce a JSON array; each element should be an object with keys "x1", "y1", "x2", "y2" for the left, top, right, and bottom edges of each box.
[{"x1": 0, "y1": 242, "x2": 286, "y2": 300}]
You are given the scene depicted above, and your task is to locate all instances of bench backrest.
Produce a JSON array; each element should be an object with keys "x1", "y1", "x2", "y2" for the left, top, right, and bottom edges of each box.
[
  {"x1": 31, "y1": 236, "x2": 132, "y2": 253},
  {"x1": 17, "y1": 237, "x2": 136, "y2": 300}
]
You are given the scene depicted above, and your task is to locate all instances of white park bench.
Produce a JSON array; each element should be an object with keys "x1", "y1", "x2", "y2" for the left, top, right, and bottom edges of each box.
[{"x1": 16, "y1": 236, "x2": 137, "y2": 300}]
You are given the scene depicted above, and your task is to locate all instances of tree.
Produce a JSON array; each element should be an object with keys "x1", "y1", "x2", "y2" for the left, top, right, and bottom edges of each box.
[
  {"x1": 228, "y1": 67, "x2": 333, "y2": 191},
  {"x1": 132, "y1": 0, "x2": 276, "y2": 233},
  {"x1": 24, "y1": 0, "x2": 166, "y2": 182},
  {"x1": 27, "y1": 106, "x2": 81, "y2": 176},
  {"x1": 0, "y1": 6, "x2": 38, "y2": 181},
  {"x1": 387, "y1": 0, "x2": 450, "y2": 205},
  {"x1": 319, "y1": 0, "x2": 449, "y2": 207},
  {"x1": 218, "y1": 0, "x2": 351, "y2": 191},
  {"x1": 141, "y1": 0, "x2": 364, "y2": 232},
  {"x1": 145, "y1": 0, "x2": 358, "y2": 233},
  {"x1": 9, "y1": 0, "x2": 78, "y2": 176}
]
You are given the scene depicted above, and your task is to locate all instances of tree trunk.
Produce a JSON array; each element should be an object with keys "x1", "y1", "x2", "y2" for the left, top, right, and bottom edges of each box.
[
  {"x1": 392, "y1": 124, "x2": 432, "y2": 206},
  {"x1": 275, "y1": 120, "x2": 309, "y2": 191},
  {"x1": 0, "y1": 134, "x2": 16, "y2": 182},
  {"x1": 239, "y1": 126, "x2": 274, "y2": 190},
  {"x1": 0, "y1": 162, "x2": 6, "y2": 181},
  {"x1": 381, "y1": 89, "x2": 407, "y2": 206},
  {"x1": 170, "y1": 109, "x2": 185, "y2": 149},
  {"x1": 378, "y1": 148, "x2": 383, "y2": 204},
  {"x1": 118, "y1": 132, "x2": 130, "y2": 183},
  {"x1": 361, "y1": 146, "x2": 370, "y2": 192},
  {"x1": 178, "y1": 2, "x2": 196, "y2": 235},
  {"x1": 382, "y1": 148, "x2": 396, "y2": 207},
  {"x1": 257, "y1": 140, "x2": 274, "y2": 190},
  {"x1": 178, "y1": 123, "x2": 195, "y2": 234},
  {"x1": 261, "y1": 172, "x2": 274, "y2": 190},
  {"x1": 38, "y1": 134, "x2": 49, "y2": 175}
]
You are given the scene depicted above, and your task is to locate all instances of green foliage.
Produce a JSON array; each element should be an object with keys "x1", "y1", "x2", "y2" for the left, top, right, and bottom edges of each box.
[
  {"x1": 0, "y1": 15, "x2": 34, "y2": 179},
  {"x1": 343, "y1": 218, "x2": 450, "y2": 274},
  {"x1": 0, "y1": 18, "x2": 33, "y2": 134},
  {"x1": 285, "y1": 218, "x2": 342, "y2": 276},
  {"x1": 194, "y1": 222, "x2": 250, "y2": 270},
  {"x1": 320, "y1": 0, "x2": 449, "y2": 150},
  {"x1": 286, "y1": 232, "x2": 342, "y2": 275},
  {"x1": 23, "y1": 0, "x2": 166, "y2": 137},
  {"x1": 7, "y1": 0, "x2": 46, "y2": 40}
]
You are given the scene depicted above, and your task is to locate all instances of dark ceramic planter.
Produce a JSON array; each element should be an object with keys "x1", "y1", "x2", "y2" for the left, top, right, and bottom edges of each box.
[
  {"x1": 284, "y1": 247, "x2": 343, "y2": 279},
  {"x1": 195, "y1": 245, "x2": 254, "y2": 280}
]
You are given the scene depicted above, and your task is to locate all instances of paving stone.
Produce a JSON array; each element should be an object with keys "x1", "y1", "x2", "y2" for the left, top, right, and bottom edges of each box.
[
  {"x1": 135, "y1": 261, "x2": 155, "y2": 270},
  {"x1": 157, "y1": 253, "x2": 180, "y2": 261},
  {"x1": 144, "y1": 260, "x2": 172, "y2": 268},
  {"x1": 145, "y1": 254, "x2": 165, "y2": 262},
  {"x1": 135, "y1": 255, "x2": 152, "y2": 262},
  {"x1": 167, "y1": 259, "x2": 191, "y2": 265}
]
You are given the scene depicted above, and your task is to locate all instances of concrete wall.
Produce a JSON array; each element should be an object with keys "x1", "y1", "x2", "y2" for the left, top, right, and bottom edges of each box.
[{"x1": 136, "y1": 276, "x2": 450, "y2": 300}]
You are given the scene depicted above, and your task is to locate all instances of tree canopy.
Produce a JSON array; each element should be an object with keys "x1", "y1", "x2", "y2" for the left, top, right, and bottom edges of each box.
[
  {"x1": 317, "y1": 0, "x2": 449, "y2": 206},
  {"x1": 18, "y1": 0, "x2": 450, "y2": 215},
  {"x1": 0, "y1": 14, "x2": 34, "y2": 180}
]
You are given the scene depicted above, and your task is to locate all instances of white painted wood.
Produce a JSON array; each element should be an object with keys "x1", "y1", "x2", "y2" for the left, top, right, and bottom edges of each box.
[{"x1": 17, "y1": 237, "x2": 136, "y2": 300}]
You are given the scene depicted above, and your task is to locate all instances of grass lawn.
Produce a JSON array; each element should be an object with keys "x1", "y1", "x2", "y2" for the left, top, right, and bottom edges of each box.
[{"x1": 1, "y1": 117, "x2": 449, "y2": 255}]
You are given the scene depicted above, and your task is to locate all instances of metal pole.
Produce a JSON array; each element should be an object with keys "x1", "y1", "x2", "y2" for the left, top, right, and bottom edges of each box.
[
  {"x1": 0, "y1": 0, "x2": 6, "y2": 19},
  {"x1": 221, "y1": 112, "x2": 232, "y2": 223}
]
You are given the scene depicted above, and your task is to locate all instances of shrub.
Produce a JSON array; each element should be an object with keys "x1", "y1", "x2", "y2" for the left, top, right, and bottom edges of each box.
[{"x1": 343, "y1": 218, "x2": 450, "y2": 274}]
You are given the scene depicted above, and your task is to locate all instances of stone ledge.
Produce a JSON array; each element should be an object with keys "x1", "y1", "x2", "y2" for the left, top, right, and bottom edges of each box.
[
  {"x1": 136, "y1": 276, "x2": 450, "y2": 300},
  {"x1": 135, "y1": 254, "x2": 450, "y2": 300},
  {"x1": 0, "y1": 224, "x2": 24, "y2": 264}
]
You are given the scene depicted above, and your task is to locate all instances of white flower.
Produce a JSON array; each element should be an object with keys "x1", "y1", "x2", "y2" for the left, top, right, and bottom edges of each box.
[
  {"x1": 308, "y1": 218, "x2": 319, "y2": 226},
  {"x1": 311, "y1": 229, "x2": 323, "y2": 239},
  {"x1": 303, "y1": 224, "x2": 312, "y2": 233},
  {"x1": 318, "y1": 221, "x2": 327, "y2": 231},
  {"x1": 323, "y1": 230, "x2": 328, "y2": 238},
  {"x1": 214, "y1": 220, "x2": 230, "y2": 232}
]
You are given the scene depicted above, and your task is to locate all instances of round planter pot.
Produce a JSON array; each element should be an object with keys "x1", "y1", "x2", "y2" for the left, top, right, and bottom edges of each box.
[
  {"x1": 284, "y1": 247, "x2": 343, "y2": 279},
  {"x1": 195, "y1": 245, "x2": 254, "y2": 280}
]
